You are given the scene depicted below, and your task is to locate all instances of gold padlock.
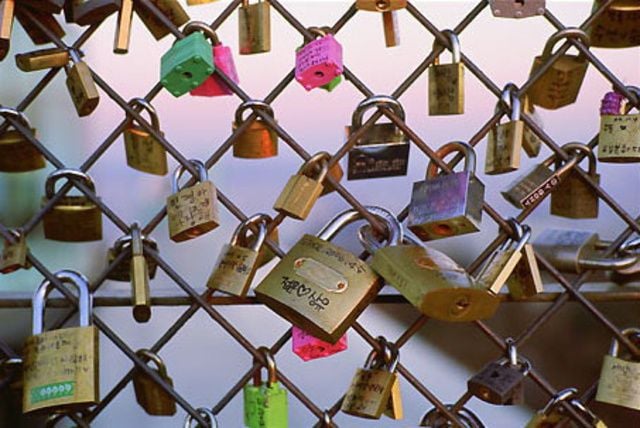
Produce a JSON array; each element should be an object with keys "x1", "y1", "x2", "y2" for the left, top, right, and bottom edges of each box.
[
  {"x1": 599, "y1": 87, "x2": 640, "y2": 163},
  {"x1": 0, "y1": 229, "x2": 31, "y2": 274},
  {"x1": 15, "y1": 47, "x2": 70, "y2": 72},
  {"x1": 498, "y1": 83, "x2": 544, "y2": 158},
  {"x1": 132, "y1": 349, "x2": 177, "y2": 416},
  {"x1": 114, "y1": 0, "x2": 133, "y2": 54},
  {"x1": 596, "y1": 328, "x2": 640, "y2": 411},
  {"x1": 428, "y1": 30, "x2": 464, "y2": 116},
  {"x1": 232, "y1": 100, "x2": 278, "y2": 159},
  {"x1": 0, "y1": 107, "x2": 44, "y2": 173},
  {"x1": 588, "y1": 0, "x2": 640, "y2": 48},
  {"x1": 238, "y1": 0, "x2": 270, "y2": 55},
  {"x1": 485, "y1": 86, "x2": 523, "y2": 175},
  {"x1": 134, "y1": 0, "x2": 190, "y2": 41},
  {"x1": 167, "y1": 159, "x2": 220, "y2": 242},
  {"x1": 273, "y1": 153, "x2": 329, "y2": 220},
  {"x1": 42, "y1": 169, "x2": 103, "y2": 242},
  {"x1": 528, "y1": 28, "x2": 590, "y2": 110},
  {"x1": 130, "y1": 223, "x2": 151, "y2": 323},
  {"x1": 505, "y1": 222, "x2": 543, "y2": 300},
  {"x1": 65, "y1": 49, "x2": 100, "y2": 117},
  {"x1": 22, "y1": 270, "x2": 99, "y2": 413},
  {"x1": 124, "y1": 97, "x2": 168, "y2": 175}
]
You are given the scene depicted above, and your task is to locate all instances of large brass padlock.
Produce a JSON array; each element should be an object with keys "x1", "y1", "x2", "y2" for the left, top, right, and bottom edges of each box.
[
  {"x1": 0, "y1": 229, "x2": 31, "y2": 274},
  {"x1": 599, "y1": 87, "x2": 640, "y2": 163},
  {"x1": 42, "y1": 169, "x2": 103, "y2": 242},
  {"x1": 0, "y1": 107, "x2": 44, "y2": 172},
  {"x1": 255, "y1": 206, "x2": 393, "y2": 343},
  {"x1": 550, "y1": 143, "x2": 600, "y2": 219},
  {"x1": 232, "y1": 100, "x2": 278, "y2": 159},
  {"x1": 408, "y1": 141, "x2": 484, "y2": 241},
  {"x1": 346, "y1": 95, "x2": 409, "y2": 179},
  {"x1": 238, "y1": 0, "x2": 270, "y2": 55},
  {"x1": 106, "y1": 231, "x2": 159, "y2": 282},
  {"x1": 485, "y1": 87, "x2": 523, "y2": 175},
  {"x1": 588, "y1": 0, "x2": 640, "y2": 48},
  {"x1": 167, "y1": 159, "x2": 220, "y2": 242},
  {"x1": 23, "y1": 270, "x2": 99, "y2": 413},
  {"x1": 124, "y1": 97, "x2": 168, "y2": 175},
  {"x1": 132, "y1": 349, "x2": 177, "y2": 416},
  {"x1": 420, "y1": 404, "x2": 485, "y2": 427},
  {"x1": 527, "y1": 28, "x2": 590, "y2": 110},
  {"x1": 65, "y1": 49, "x2": 100, "y2": 117},
  {"x1": 133, "y1": 0, "x2": 190, "y2": 41},
  {"x1": 489, "y1": 0, "x2": 545, "y2": 19},
  {"x1": 428, "y1": 30, "x2": 464, "y2": 115},
  {"x1": 505, "y1": 222, "x2": 544, "y2": 300},
  {"x1": 596, "y1": 328, "x2": 640, "y2": 411}
]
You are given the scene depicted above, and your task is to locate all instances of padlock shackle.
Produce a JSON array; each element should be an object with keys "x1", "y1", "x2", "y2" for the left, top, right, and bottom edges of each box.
[
  {"x1": 577, "y1": 254, "x2": 638, "y2": 271},
  {"x1": 432, "y1": 29, "x2": 461, "y2": 65},
  {"x1": 182, "y1": 21, "x2": 220, "y2": 45},
  {"x1": 619, "y1": 236, "x2": 640, "y2": 256},
  {"x1": 135, "y1": 349, "x2": 169, "y2": 378},
  {"x1": 306, "y1": 26, "x2": 331, "y2": 40},
  {"x1": 558, "y1": 142, "x2": 597, "y2": 176},
  {"x1": 356, "y1": 211, "x2": 403, "y2": 253},
  {"x1": 364, "y1": 336, "x2": 399, "y2": 372},
  {"x1": 569, "y1": 399, "x2": 603, "y2": 426},
  {"x1": 298, "y1": 153, "x2": 330, "y2": 182},
  {"x1": 68, "y1": 48, "x2": 83, "y2": 64},
  {"x1": 351, "y1": 95, "x2": 405, "y2": 129},
  {"x1": 32, "y1": 269, "x2": 91, "y2": 335},
  {"x1": 45, "y1": 168, "x2": 96, "y2": 199},
  {"x1": 541, "y1": 27, "x2": 590, "y2": 59},
  {"x1": 0, "y1": 106, "x2": 32, "y2": 129},
  {"x1": 317, "y1": 206, "x2": 402, "y2": 247},
  {"x1": 127, "y1": 97, "x2": 160, "y2": 130},
  {"x1": 230, "y1": 214, "x2": 269, "y2": 252},
  {"x1": 420, "y1": 404, "x2": 484, "y2": 428},
  {"x1": 426, "y1": 141, "x2": 476, "y2": 179},
  {"x1": 609, "y1": 327, "x2": 640, "y2": 357},
  {"x1": 183, "y1": 407, "x2": 218, "y2": 428},
  {"x1": 495, "y1": 84, "x2": 521, "y2": 122},
  {"x1": 501, "y1": 219, "x2": 531, "y2": 253},
  {"x1": 112, "y1": 231, "x2": 157, "y2": 255},
  {"x1": 172, "y1": 159, "x2": 209, "y2": 193},
  {"x1": 234, "y1": 100, "x2": 274, "y2": 125},
  {"x1": 541, "y1": 387, "x2": 577, "y2": 416},
  {"x1": 130, "y1": 222, "x2": 144, "y2": 257},
  {"x1": 252, "y1": 346, "x2": 278, "y2": 386}
]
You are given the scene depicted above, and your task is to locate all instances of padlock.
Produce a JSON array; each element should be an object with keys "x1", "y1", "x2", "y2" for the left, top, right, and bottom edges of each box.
[
  {"x1": 15, "y1": 47, "x2": 70, "y2": 71},
  {"x1": 598, "y1": 87, "x2": 640, "y2": 163},
  {"x1": 528, "y1": 28, "x2": 590, "y2": 110},
  {"x1": 42, "y1": 169, "x2": 103, "y2": 242},
  {"x1": 134, "y1": 0, "x2": 189, "y2": 41},
  {"x1": 505, "y1": 222, "x2": 544, "y2": 300},
  {"x1": 243, "y1": 347, "x2": 288, "y2": 428},
  {"x1": 550, "y1": 143, "x2": 600, "y2": 219},
  {"x1": 167, "y1": 159, "x2": 220, "y2": 242},
  {"x1": 160, "y1": 21, "x2": 215, "y2": 97},
  {"x1": 106, "y1": 232, "x2": 159, "y2": 282},
  {"x1": 408, "y1": 141, "x2": 484, "y2": 241},
  {"x1": 320, "y1": 75, "x2": 342, "y2": 92},
  {"x1": 232, "y1": 100, "x2": 278, "y2": 159},
  {"x1": 527, "y1": 388, "x2": 608, "y2": 428},
  {"x1": 485, "y1": 87, "x2": 523, "y2": 175},
  {"x1": 0, "y1": 0, "x2": 13, "y2": 61},
  {"x1": 14, "y1": 9, "x2": 65, "y2": 46},
  {"x1": 420, "y1": 404, "x2": 485, "y2": 427},
  {"x1": 113, "y1": 0, "x2": 133, "y2": 54},
  {"x1": 0, "y1": 107, "x2": 44, "y2": 172},
  {"x1": 273, "y1": 153, "x2": 329, "y2": 220},
  {"x1": 65, "y1": 0, "x2": 120, "y2": 26},
  {"x1": 183, "y1": 407, "x2": 218, "y2": 428},
  {"x1": 132, "y1": 349, "x2": 177, "y2": 416},
  {"x1": 291, "y1": 326, "x2": 348, "y2": 362},
  {"x1": 207, "y1": 214, "x2": 269, "y2": 297},
  {"x1": 428, "y1": 30, "x2": 464, "y2": 115},
  {"x1": 346, "y1": 95, "x2": 410, "y2": 180},
  {"x1": 22, "y1": 270, "x2": 99, "y2": 413},
  {"x1": 382, "y1": 11, "x2": 400, "y2": 47},
  {"x1": 377, "y1": 337, "x2": 403, "y2": 420},
  {"x1": 533, "y1": 228, "x2": 637, "y2": 274},
  {"x1": 239, "y1": 0, "x2": 270, "y2": 55},
  {"x1": 358, "y1": 223, "x2": 500, "y2": 322},
  {"x1": 255, "y1": 206, "x2": 396, "y2": 343},
  {"x1": 489, "y1": 0, "x2": 545, "y2": 18},
  {"x1": 0, "y1": 229, "x2": 31, "y2": 274},
  {"x1": 295, "y1": 27, "x2": 343, "y2": 91},
  {"x1": 129, "y1": 223, "x2": 151, "y2": 323},
  {"x1": 123, "y1": 97, "x2": 168, "y2": 175},
  {"x1": 588, "y1": 0, "x2": 640, "y2": 48},
  {"x1": 65, "y1": 49, "x2": 100, "y2": 117},
  {"x1": 596, "y1": 328, "x2": 640, "y2": 410},
  {"x1": 190, "y1": 30, "x2": 239, "y2": 97}
]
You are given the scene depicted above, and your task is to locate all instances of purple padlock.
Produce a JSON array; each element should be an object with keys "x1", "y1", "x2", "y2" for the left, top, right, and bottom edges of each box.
[
  {"x1": 292, "y1": 325, "x2": 348, "y2": 361},
  {"x1": 600, "y1": 91, "x2": 624, "y2": 116},
  {"x1": 191, "y1": 37, "x2": 240, "y2": 97},
  {"x1": 295, "y1": 28, "x2": 343, "y2": 92}
]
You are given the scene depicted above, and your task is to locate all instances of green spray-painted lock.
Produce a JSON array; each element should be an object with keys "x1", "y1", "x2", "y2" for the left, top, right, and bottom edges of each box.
[
  {"x1": 243, "y1": 347, "x2": 289, "y2": 428},
  {"x1": 320, "y1": 75, "x2": 342, "y2": 92}
]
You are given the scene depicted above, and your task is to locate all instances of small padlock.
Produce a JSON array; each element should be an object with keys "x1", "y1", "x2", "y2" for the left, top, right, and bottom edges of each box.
[
  {"x1": 528, "y1": 28, "x2": 590, "y2": 110},
  {"x1": 160, "y1": 21, "x2": 215, "y2": 97},
  {"x1": 0, "y1": 0, "x2": 13, "y2": 61},
  {"x1": 598, "y1": 87, "x2": 640, "y2": 163},
  {"x1": 243, "y1": 347, "x2": 289, "y2": 428},
  {"x1": 550, "y1": 143, "x2": 600, "y2": 219},
  {"x1": 190, "y1": 30, "x2": 239, "y2": 97},
  {"x1": 485, "y1": 87, "x2": 523, "y2": 175},
  {"x1": 65, "y1": 49, "x2": 100, "y2": 117},
  {"x1": 207, "y1": 214, "x2": 270, "y2": 297},
  {"x1": 499, "y1": 83, "x2": 543, "y2": 158},
  {"x1": 596, "y1": 328, "x2": 640, "y2": 411},
  {"x1": 232, "y1": 100, "x2": 278, "y2": 159},
  {"x1": 588, "y1": 0, "x2": 640, "y2": 48},
  {"x1": 22, "y1": 270, "x2": 99, "y2": 413},
  {"x1": 295, "y1": 27, "x2": 343, "y2": 91},
  {"x1": 420, "y1": 404, "x2": 485, "y2": 427},
  {"x1": 291, "y1": 326, "x2": 348, "y2": 362},
  {"x1": 273, "y1": 153, "x2": 329, "y2": 220},
  {"x1": 0, "y1": 229, "x2": 31, "y2": 274},
  {"x1": 0, "y1": 107, "x2": 44, "y2": 172},
  {"x1": 106, "y1": 233, "x2": 159, "y2": 282},
  {"x1": 42, "y1": 169, "x2": 103, "y2": 242},
  {"x1": 113, "y1": 0, "x2": 133, "y2": 54},
  {"x1": 129, "y1": 223, "x2": 151, "y2": 323},
  {"x1": 505, "y1": 222, "x2": 544, "y2": 299},
  {"x1": 346, "y1": 95, "x2": 410, "y2": 180},
  {"x1": 239, "y1": 0, "x2": 270, "y2": 55},
  {"x1": 15, "y1": 47, "x2": 70, "y2": 71},
  {"x1": 14, "y1": 9, "x2": 65, "y2": 46},
  {"x1": 489, "y1": 0, "x2": 545, "y2": 18},
  {"x1": 183, "y1": 407, "x2": 218, "y2": 428},
  {"x1": 132, "y1": 349, "x2": 177, "y2": 416},
  {"x1": 65, "y1": 0, "x2": 120, "y2": 26},
  {"x1": 123, "y1": 97, "x2": 168, "y2": 175},
  {"x1": 167, "y1": 159, "x2": 220, "y2": 242},
  {"x1": 408, "y1": 141, "x2": 484, "y2": 241},
  {"x1": 428, "y1": 30, "x2": 464, "y2": 115},
  {"x1": 134, "y1": 0, "x2": 190, "y2": 41}
]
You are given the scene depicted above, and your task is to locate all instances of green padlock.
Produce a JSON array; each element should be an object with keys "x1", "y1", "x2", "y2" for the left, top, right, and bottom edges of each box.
[
  {"x1": 320, "y1": 75, "x2": 342, "y2": 92},
  {"x1": 243, "y1": 347, "x2": 289, "y2": 428},
  {"x1": 160, "y1": 21, "x2": 216, "y2": 97}
]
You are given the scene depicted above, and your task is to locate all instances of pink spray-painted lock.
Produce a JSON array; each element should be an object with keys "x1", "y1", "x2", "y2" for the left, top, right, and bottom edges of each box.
[
  {"x1": 600, "y1": 91, "x2": 624, "y2": 116},
  {"x1": 292, "y1": 325, "x2": 348, "y2": 361},
  {"x1": 191, "y1": 42, "x2": 240, "y2": 97},
  {"x1": 295, "y1": 28, "x2": 343, "y2": 92}
]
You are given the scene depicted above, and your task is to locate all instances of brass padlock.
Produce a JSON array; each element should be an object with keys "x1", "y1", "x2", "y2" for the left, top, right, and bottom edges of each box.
[
  {"x1": 596, "y1": 328, "x2": 640, "y2": 411},
  {"x1": 130, "y1": 223, "x2": 151, "y2": 323},
  {"x1": 183, "y1": 407, "x2": 218, "y2": 428},
  {"x1": 42, "y1": 169, "x2": 103, "y2": 242},
  {"x1": 408, "y1": 141, "x2": 484, "y2": 241},
  {"x1": 207, "y1": 214, "x2": 270, "y2": 297},
  {"x1": 15, "y1": 8, "x2": 65, "y2": 46},
  {"x1": 132, "y1": 349, "x2": 177, "y2": 416},
  {"x1": 106, "y1": 232, "x2": 159, "y2": 282},
  {"x1": 0, "y1": 0, "x2": 13, "y2": 61},
  {"x1": 485, "y1": 87, "x2": 523, "y2": 175},
  {"x1": 528, "y1": 28, "x2": 590, "y2": 110},
  {"x1": 134, "y1": 0, "x2": 190, "y2": 41},
  {"x1": 0, "y1": 229, "x2": 31, "y2": 274},
  {"x1": 113, "y1": 0, "x2": 133, "y2": 54},
  {"x1": 588, "y1": 0, "x2": 640, "y2": 48},
  {"x1": 238, "y1": 0, "x2": 270, "y2": 55},
  {"x1": 0, "y1": 107, "x2": 44, "y2": 173},
  {"x1": 65, "y1": 49, "x2": 100, "y2": 117},
  {"x1": 346, "y1": 95, "x2": 410, "y2": 180},
  {"x1": 550, "y1": 143, "x2": 600, "y2": 219},
  {"x1": 527, "y1": 388, "x2": 608, "y2": 428},
  {"x1": 167, "y1": 159, "x2": 220, "y2": 242},
  {"x1": 124, "y1": 97, "x2": 168, "y2": 175},
  {"x1": 420, "y1": 404, "x2": 485, "y2": 427},
  {"x1": 23, "y1": 270, "x2": 99, "y2": 413},
  {"x1": 489, "y1": 0, "x2": 545, "y2": 19},
  {"x1": 15, "y1": 47, "x2": 70, "y2": 72},
  {"x1": 381, "y1": 10, "x2": 400, "y2": 48},
  {"x1": 255, "y1": 206, "x2": 395, "y2": 343},
  {"x1": 232, "y1": 100, "x2": 278, "y2": 159},
  {"x1": 506, "y1": 222, "x2": 544, "y2": 300},
  {"x1": 599, "y1": 87, "x2": 640, "y2": 163},
  {"x1": 428, "y1": 30, "x2": 464, "y2": 116},
  {"x1": 273, "y1": 153, "x2": 329, "y2": 220}
]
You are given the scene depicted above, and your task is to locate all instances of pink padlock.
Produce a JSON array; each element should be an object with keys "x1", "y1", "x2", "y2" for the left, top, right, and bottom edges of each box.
[
  {"x1": 295, "y1": 27, "x2": 343, "y2": 92},
  {"x1": 292, "y1": 325, "x2": 348, "y2": 361},
  {"x1": 191, "y1": 35, "x2": 240, "y2": 97}
]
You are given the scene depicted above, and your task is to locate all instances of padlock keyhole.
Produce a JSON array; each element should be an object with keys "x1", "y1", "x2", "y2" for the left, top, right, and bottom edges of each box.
[
  {"x1": 515, "y1": 0, "x2": 525, "y2": 6},
  {"x1": 314, "y1": 71, "x2": 325, "y2": 78},
  {"x1": 433, "y1": 224, "x2": 454, "y2": 236},
  {"x1": 490, "y1": 371, "x2": 500, "y2": 378},
  {"x1": 182, "y1": 71, "x2": 193, "y2": 79}
]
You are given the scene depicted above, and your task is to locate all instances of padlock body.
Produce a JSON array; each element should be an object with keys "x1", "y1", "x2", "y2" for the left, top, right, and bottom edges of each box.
[
  {"x1": 408, "y1": 171, "x2": 484, "y2": 240},
  {"x1": 341, "y1": 368, "x2": 396, "y2": 419},
  {"x1": 71, "y1": 0, "x2": 120, "y2": 26},
  {"x1": 346, "y1": 123, "x2": 409, "y2": 180},
  {"x1": 384, "y1": 375, "x2": 403, "y2": 420},
  {"x1": 507, "y1": 244, "x2": 544, "y2": 299},
  {"x1": 15, "y1": 47, "x2": 70, "y2": 72},
  {"x1": 485, "y1": 120, "x2": 523, "y2": 175},
  {"x1": 588, "y1": 0, "x2": 640, "y2": 48},
  {"x1": 501, "y1": 163, "x2": 556, "y2": 209},
  {"x1": 598, "y1": 113, "x2": 640, "y2": 163},
  {"x1": 22, "y1": 326, "x2": 99, "y2": 413},
  {"x1": 255, "y1": 234, "x2": 381, "y2": 343},
  {"x1": 124, "y1": 127, "x2": 168, "y2": 175},
  {"x1": 528, "y1": 55, "x2": 588, "y2": 110},
  {"x1": 131, "y1": 254, "x2": 151, "y2": 323},
  {"x1": 160, "y1": 32, "x2": 214, "y2": 97},
  {"x1": 134, "y1": 0, "x2": 189, "y2": 41},
  {"x1": 291, "y1": 326, "x2": 348, "y2": 361},
  {"x1": 550, "y1": 171, "x2": 600, "y2": 218},
  {"x1": 233, "y1": 119, "x2": 278, "y2": 159},
  {"x1": 207, "y1": 244, "x2": 259, "y2": 297},
  {"x1": 167, "y1": 180, "x2": 219, "y2": 242},
  {"x1": 190, "y1": 44, "x2": 239, "y2": 96},
  {"x1": 355, "y1": 0, "x2": 407, "y2": 11},
  {"x1": 489, "y1": 0, "x2": 546, "y2": 18},
  {"x1": 273, "y1": 174, "x2": 324, "y2": 220},
  {"x1": 238, "y1": 0, "x2": 271, "y2": 54},
  {"x1": 533, "y1": 229, "x2": 599, "y2": 274},
  {"x1": 243, "y1": 382, "x2": 289, "y2": 428},
  {"x1": 428, "y1": 62, "x2": 465, "y2": 115},
  {"x1": 0, "y1": 236, "x2": 30, "y2": 274},
  {"x1": 476, "y1": 248, "x2": 523, "y2": 294},
  {"x1": 0, "y1": 129, "x2": 45, "y2": 172},
  {"x1": 42, "y1": 196, "x2": 103, "y2": 242},
  {"x1": 596, "y1": 354, "x2": 640, "y2": 410},
  {"x1": 295, "y1": 34, "x2": 343, "y2": 91},
  {"x1": 66, "y1": 61, "x2": 100, "y2": 117},
  {"x1": 132, "y1": 368, "x2": 176, "y2": 416},
  {"x1": 15, "y1": 9, "x2": 66, "y2": 46},
  {"x1": 468, "y1": 361, "x2": 525, "y2": 405}
]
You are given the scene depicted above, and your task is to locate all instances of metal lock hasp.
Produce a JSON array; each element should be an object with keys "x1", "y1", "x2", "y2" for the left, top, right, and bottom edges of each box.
[
  {"x1": 123, "y1": 97, "x2": 168, "y2": 175},
  {"x1": 233, "y1": 100, "x2": 278, "y2": 159},
  {"x1": 485, "y1": 86, "x2": 523, "y2": 175},
  {"x1": 0, "y1": 107, "x2": 44, "y2": 172},
  {"x1": 428, "y1": 30, "x2": 464, "y2": 115}
]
